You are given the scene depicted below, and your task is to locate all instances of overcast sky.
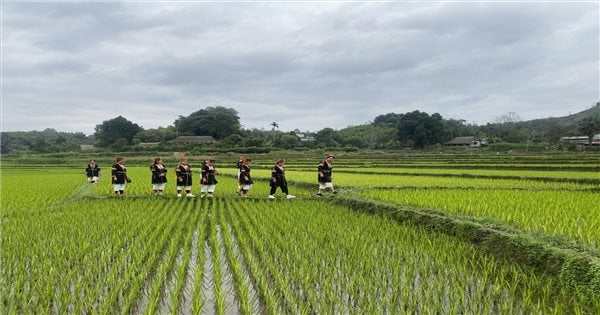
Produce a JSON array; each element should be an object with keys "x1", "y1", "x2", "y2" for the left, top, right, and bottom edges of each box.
[{"x1": 2, "y1": 1, "x2": 599, "y2": 135}]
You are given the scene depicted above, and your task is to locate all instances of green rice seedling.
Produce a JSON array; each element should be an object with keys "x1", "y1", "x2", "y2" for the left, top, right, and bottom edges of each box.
[
  {"x1": 169, "y1": 202, "x2": 199, "y2": 315},
  {"x1": 2, "y1": 163, "x2": 598, "y2": 313},
  {"x1": 217, "y1": 200, "x2": 253, "y2": 315},
  {"x1": 191, "y1": 208, "x2": 209, "y2": 315},
  {"x1": 335, "y1": 167, "x2": 600, "y2": 180},
  {"x1": 217, "y1": 167, "x2": 597, "y2": 190},
  {"x1": 208, "y1": 202, "x2": 226, "y2": 315},
  {"x1": 358, "y1": 188, "x2": 600, "y2": 249},
  {"x1": 144, "y1": 204, "x2": 194, "y2": 314},
  {"x1": 226, "y1": 205, "x2": 283, "y2": 314}
]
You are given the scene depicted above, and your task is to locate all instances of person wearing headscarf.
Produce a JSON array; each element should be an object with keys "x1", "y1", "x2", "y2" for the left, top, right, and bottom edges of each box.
[
  {"x1": 239, "y1": 158, "x2": 253, "y2": 198},
  {"x1": 317, "y1": 154, "x2": 337, "y2": 196},
  {"x1": 111, "y1": 157, "x2": 130, "y2": 197},
  {"x1": 268, "y1": 159, "x2": 295, "y2": 199},
  {"x1": 200, "y1": 158, "x2": 218, "y2": 198},
  {"x1": 150, "y1": 157, "x2": 167, "y2": 196},
  {"x1": 85, "y1": 159, "x2": 100, "y2": 184},
  {"x1": 175, "y1": 158, "x2": 194, "y2": 197}
]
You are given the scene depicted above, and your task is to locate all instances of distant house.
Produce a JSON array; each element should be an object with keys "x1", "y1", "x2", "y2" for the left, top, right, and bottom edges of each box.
[
  {"x1": 592, "y1": 134, "x2": 600, "y2": 145},
  {"x1": 173, "y1": 136, "x2": 216, "y2": 144},
  {"x1": 293, "y1": 129, "x2": 316, "y2": 142},
  {"x1": 296, "y1": 133, "x2": 315, "y2": 142},
  {"x1": 560, "y1": 136, "x2": 589, "y2": 145},
  {"x1": 80, "y1": 144, "x2": 96, "y2": 151},
  {"x1": 137, "y1": 142, "x2": 160, "y2": 147},
  {"x1": 445, "y1": 136, "x2": 488, "y2": 147}
]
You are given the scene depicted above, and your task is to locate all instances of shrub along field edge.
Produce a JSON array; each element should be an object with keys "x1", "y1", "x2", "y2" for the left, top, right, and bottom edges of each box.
[{"x1": 329, "y1": 195, "x2": 600, "y2": 299}]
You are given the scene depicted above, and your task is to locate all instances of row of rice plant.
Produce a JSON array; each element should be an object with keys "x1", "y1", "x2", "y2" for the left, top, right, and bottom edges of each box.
[
  {"x1": 0, "y1": 169, "x2": 84, "y2": 210},
  {"x1": 217, "y1": 168, "x2": 598, "y2": 190},
  {"x1": 357, "y1": 188, "x2": 600, "y2": 250},
  {"x1": 2, "y1": 199, "x2": 194, "y2": 313},
  {"x1": 261, "y1": 154, "x2": 600, "y2": 166},
  {"x1": 224, "y1": 199, "x2": 593, "y2": 313},
  {"x1": 329, "y1": 167, "x2": 600, "y2": 180}
]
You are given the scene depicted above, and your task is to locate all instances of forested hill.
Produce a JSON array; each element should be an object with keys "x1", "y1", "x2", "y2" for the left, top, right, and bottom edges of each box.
[
  {"x1": 479, "y1": 102, "x2": 600, "y2": 143},
  {"x1": 1, "y1": 103, "x2": 599, "y2": 154},
  {"x1": 533, "y1": 102, "x2": 600, "y2": 127}
]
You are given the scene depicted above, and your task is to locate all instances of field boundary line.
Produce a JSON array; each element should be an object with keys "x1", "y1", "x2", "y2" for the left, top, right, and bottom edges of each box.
[
  {"x1": 50, "y1": 183, "x2": 96, "y2": 208},
  {"x1": 330, "y1": 196, "x2": 600, "y2": 299},
  {"x1": 328, "y1": 170, "x2": 600, "y2": 184}
]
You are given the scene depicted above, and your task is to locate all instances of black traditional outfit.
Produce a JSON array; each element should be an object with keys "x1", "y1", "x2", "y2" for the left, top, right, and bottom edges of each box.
[
  {"x1": 175, "y1": 164, "x2": 193, "y2": 186},
  {"x1": 200, "y1": 163, "x2": 218, "y2": 197},
  {"x1": 150, "y1": 163, "x2": 167, "y2": 195},
  {"x1": 270, "y1": 164, "x2": 289, "y2": 195},
  {"x1": 150, "y1": 163, "x2": 168, "y2": 184},
  {"x1": 175, "y1": 163, "x2": 194, "y2": 197},
  {"x1": 111, "y1": 162, "x2": 129, "y2": 196},
  {"x1": 85, "y1": 163, "x2": 100, "y2": 183}
]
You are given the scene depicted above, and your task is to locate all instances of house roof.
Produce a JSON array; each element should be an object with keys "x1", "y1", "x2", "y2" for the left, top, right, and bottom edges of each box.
[
  {"x1": 445, "y1": 136, "x2": 476, "y2": 145},
  {"x1": 173, "y1": 136, "x2": 216, "y2": 143},
  {"x1": 80, "y1": 144, "x2": 96, "y2": 150}
]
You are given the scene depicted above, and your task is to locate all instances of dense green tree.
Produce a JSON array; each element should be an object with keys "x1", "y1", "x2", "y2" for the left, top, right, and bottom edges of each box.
[
  {"x1": 397, "y1": 111, "x2": 445, "y2": 148},
  {"x1": 577, "y1": 114, "x2": 600, "y2": 144},
  {"x1": 220, "y1": 134, "x2": 244, "y2": 147},
  {"x1": 373, "y1": 113, "x2": 403, "y2": 128},
  {"x1": 133, "y1": 126, "x2": 176, "y2": 143},
  {"x1": 94, "y1": 116, "x2": 142, "y2": 147},
  {"x1": 274, "y1": 133, "x2": 301, "y2": 149},
  {"x1": 314, "y1": 128, "x2": 342, "y2": 147},
  {"x1": 337, "y1": 124, "x2": 397, "y2": 149},
  {"x1": 241, "y1": 129, "x2": 268, "y2": 147},
  {"x1": 0, "y1": 130, "x2": 91, "y2": 153},
  {"x1": 111, "y1": 138, "x2": 129, "y2": 151},
  {"x1": 174, "y1": 106, "x2": 241, "y2": 139}
]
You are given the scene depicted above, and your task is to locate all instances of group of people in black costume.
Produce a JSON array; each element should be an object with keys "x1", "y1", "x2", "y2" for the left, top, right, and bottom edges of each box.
[{"x1": 84, "y1": 154, "x2": 337, "y2": 198}]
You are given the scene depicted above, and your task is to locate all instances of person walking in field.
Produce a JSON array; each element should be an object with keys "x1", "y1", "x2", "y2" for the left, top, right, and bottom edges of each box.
[
  {"x1": 268, "y1": 159, "x2": 295, "y2": 199},
  {"x1": 236, "y1": 156, "x2": 244, "y2": 196},
  {"x1": 150, "y1": 157, "x2": 167, "y2": 196},
  {"x1": 317, "y1": 154, "x2": 337, "y2": 196},
  {"x1": 176, "y1": 158, "x2": 194, "y2": 197},
  {"x1": 85, "y1": 159, "x2": 100, "y2": 184},
  {"x1": 200, "y1": 158, "x2": 218, "y2": 198},
  {"x1": 239, "y1": 158, "x2": 253, "y2": 198},
  {"x1": 111, "y1": 157, "x2": 130, "y2": 197}
]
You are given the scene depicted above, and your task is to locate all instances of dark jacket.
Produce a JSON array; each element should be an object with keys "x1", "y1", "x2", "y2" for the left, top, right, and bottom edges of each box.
[
  {"x1": 270, "y1": 165, "x2": 287, "y2": 187},
  {"x1": 239, "y1": 164, "x2": 253, "y2": 185},
  {"x1": 318, "y1": 161, "x2": 333, "y2": 183},
  {"x1": 201, "y1": 164, "x2": 218, "y2": 185},
  {"x1": 150, "y1": 163, "x2": 168, "y2": 184},
  {"x1": 175, "y1": 164, "x2": 193, "y2": 186},
  {"x1": 85, "y1": 163, "x2": 100, "y2": 177},
  {"x1": 112, "y1": 163, "x2": 128, "y2": 184}
]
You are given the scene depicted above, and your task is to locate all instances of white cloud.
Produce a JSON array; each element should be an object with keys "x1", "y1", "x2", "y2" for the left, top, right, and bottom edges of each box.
[{"x1": 2, "y1": 2, "x2": 598, "y2": 134}]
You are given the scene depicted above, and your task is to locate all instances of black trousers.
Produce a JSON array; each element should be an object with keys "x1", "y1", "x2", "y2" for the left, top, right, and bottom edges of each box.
[{"x1": 270, "y1": 185, "x2": 289, "y2": 195}]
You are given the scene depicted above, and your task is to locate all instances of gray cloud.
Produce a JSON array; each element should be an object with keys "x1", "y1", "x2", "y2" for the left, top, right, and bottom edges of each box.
[{"x1": 2, "y1": 2, "x2": 598, "y2": 134}]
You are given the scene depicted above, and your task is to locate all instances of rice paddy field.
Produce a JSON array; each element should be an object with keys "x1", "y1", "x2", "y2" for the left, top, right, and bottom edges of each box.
[{"x1": 1, "y1": 152, "x2": 599, "y2": 314}]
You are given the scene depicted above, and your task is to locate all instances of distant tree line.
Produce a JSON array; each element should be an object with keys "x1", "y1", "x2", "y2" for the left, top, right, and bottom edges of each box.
[
  {"x1": 2, "y1": 103, "x2": 599, "y2": 154},
  {"x1": 1, "y1": 129, "x2": 93, "y2": 154}
]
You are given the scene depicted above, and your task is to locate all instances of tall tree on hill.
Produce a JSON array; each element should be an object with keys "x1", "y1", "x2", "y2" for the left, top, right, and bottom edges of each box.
[
  {"x1": 174, "y1": 106, "x2": 241, "y2": 139},
  {"x1": 373, "y1": 113, "x2": 403, "y2": 128},
  {"x1": 315, "y1": 127, "x2": 342, "y2": 148},
  {"x1": 397, "y1": 111, "x2": 445, "y2": 148},
  {"x1": 577, "y1": 114, "x2": 600, "y2": 144},
  {"x1": 94, "y1": 116, "x2": 142, "y2": 147}
]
